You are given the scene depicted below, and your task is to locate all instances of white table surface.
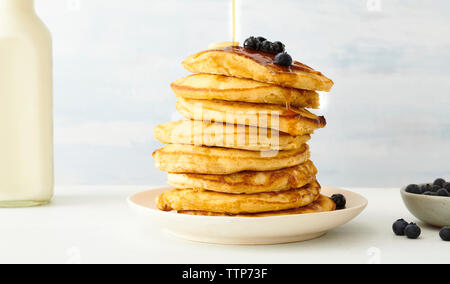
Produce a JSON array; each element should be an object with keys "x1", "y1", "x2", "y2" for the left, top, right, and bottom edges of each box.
[{"x1": 0, "y1": 186, "x2": 448, "y2": 264}]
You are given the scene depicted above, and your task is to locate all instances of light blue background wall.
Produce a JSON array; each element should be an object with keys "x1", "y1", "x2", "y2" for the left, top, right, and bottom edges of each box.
[{"x1": 36, "y1": 0, "x2": 450, "y2": 187}]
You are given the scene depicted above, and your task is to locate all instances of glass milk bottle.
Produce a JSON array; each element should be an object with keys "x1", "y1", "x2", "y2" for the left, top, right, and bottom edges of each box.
[{"x1": 0, "y1": 0, "x2": 53, "y2": 207}]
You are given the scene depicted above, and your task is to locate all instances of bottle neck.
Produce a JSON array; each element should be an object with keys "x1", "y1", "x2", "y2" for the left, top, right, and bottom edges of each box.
[{"x1": 0, "y1": 0, "x2": 35, "y2": 12}]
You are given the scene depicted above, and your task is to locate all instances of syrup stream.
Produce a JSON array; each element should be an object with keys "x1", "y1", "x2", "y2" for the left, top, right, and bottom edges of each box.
[{"x1": 232, "y1": 0, "x2": 236, "y2": 45}]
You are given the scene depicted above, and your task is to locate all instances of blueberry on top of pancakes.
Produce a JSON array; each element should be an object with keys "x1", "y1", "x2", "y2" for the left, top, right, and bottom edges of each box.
[
  {"x1": 243, "y1": 36, "x2": 261, "y2": 51},
  {"x1": 243, "y1": 36, "x2": 292, "y2": 67},
  {"x1": 272, "y1": 41, "x2": 285, "y2": 53},
  {"x1": 274, "y1": 52, "x2": 293, "y2": 67},
  {"x1": 260, "y1": 40, "x2": 274, "y2": 53},
  {"x1": 256, "y1": 36, "x2": 267, "y2": 43}
]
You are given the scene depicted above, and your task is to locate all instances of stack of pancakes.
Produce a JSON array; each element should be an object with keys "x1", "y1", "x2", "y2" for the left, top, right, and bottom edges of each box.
[{"x1": 153, "y1": 44, "x2": 335, "y2": 217}]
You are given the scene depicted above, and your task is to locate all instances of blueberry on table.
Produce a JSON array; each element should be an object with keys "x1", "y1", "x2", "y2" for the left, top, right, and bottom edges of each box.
[
  {"x1": 244, "y1": 37, "x2": 261, "y2": 51},
  {"x1": 393, "y1": 219, "x2": 409, "y2": 236},
  {"x1": 440, "y1": 227, "x2": 450, "y2": 241},
  {"x1": 433, "y1": 178, "x2": 446, "y2": 187},
  {"x1": 260, "y1": 40, "x2": 274, "y2": 53},
  {"x1": 272, "y1": 41, "x2": 285, "y2": 53},
  {"x1": 437, "y1": 188, "x2": 449, "y2": 197},
  {"x1": 331, "y1": 194, "x2": 346, "y2": 210},
  {"x1": 405, "y1": 223, "x2": 421, "y2": 239},
  {"x1": 274, "y1": 52, "x2": 293, "y2": 67},
  {"x1": 405, "y1": 184, "x2": 421, "y2": 194}
]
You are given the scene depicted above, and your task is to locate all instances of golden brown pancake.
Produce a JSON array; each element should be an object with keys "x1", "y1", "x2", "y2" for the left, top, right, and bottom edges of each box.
[
  {"x1": 154, "y1": 120, "x2": 311, "y2": 151},
  {"x1": 176, "y1": 97, "x2": 326, "y2": 136},
  {"x1": 182, "y1": 46, "x2": 334, "y2": 91},
  {"x1": 178, "y1": 195, "x2": 336, "y2": 217},
  {"x1": 153, "y1": 144, "x2": 310, "y2": 175},
  {"x1": 171, "y1": 74, "x2": 320, "y2": 109},
  {"x1": 167, "y1": 160, "x2": 317, "y2": 194},
  {"x1": 157, "y1": 180, "x2": 321, "y2": 214}
]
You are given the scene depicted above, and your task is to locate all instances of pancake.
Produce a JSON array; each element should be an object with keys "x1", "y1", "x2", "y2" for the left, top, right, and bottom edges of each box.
[
  {"x1": 153, "y1": 144, "x2": 310, "y2": 175},
  {"x1": 154, "y1": 120, "x2": 311, "y2": 151},
  {"x1": 178, "y1": 195, "x2": 336, "y2": 217},
  {"x1": 157, "y1": 180, "x2": 321, "y2": 214},
  {"x1": 167, "y1": 160, "x2": 317, "y2": 194},
  {"x1": 182, "y1": 46, "x2": 334, "y2": 91},
  {"x1": 176, "y1": 97, "x2": 326, "y2": 136},
  {"x1": 171, "y1": 74, "x2": 320, "y2": 109}
]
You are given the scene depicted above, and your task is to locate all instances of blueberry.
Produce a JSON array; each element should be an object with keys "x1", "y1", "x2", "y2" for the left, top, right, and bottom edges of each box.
[
  {"x1": 440, "y1": 226, "x2": 450, "y2": 241},
  {"x1": 405, "y1": 184, "x2": 421, "y2": 194},
  {"x1": 420, "y1": 184, "x2": 431, "y2": 193},
  {"x1": 244, "y1": 37, "x2": 261, "y2": 51},
  {"x1": 272, "y1": 41, "x2": 285, "y2": 53},
  {"x1": 274, "y1": 52, "x2": 293, "y2": 67},
  {"x1": 433, "y1": 178, "x2": 446, "y2": 187},
  {"x1": 437, "y1": 188, "x2": 449, "y2": 197},
  {"x1": 431, "y1": 185, "x2": 441, "y2": 193},
  {"x1": 256, "y1": 36, "x2": 267, "y2": 43},
  {"x1": 443, "y1": 182, "x2": 450, "y2": 191},
  {"x1": 405, "y1": 223, "x2": 421, "y2": 239},
  {"x1": 393, "y1": 219, "x2": 409, "y2": 236},
  {"x1": 330, "y1": 194, "x2": 346, "y2": 210},
  {"x1": 260, "y1": 40, "x2": 274, "y2": 53},
  {"x1": 423, "y1": 191, "x2": 437, "y2": 196}
]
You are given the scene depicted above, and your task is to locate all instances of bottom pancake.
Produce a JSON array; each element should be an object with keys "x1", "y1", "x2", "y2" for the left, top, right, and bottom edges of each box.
[
  {"x1": 179, "y1": 195, "x2": 336, "y2": 217},
  {"x1": 157, "y1": 181, "x2": 321, "y2": 214}
]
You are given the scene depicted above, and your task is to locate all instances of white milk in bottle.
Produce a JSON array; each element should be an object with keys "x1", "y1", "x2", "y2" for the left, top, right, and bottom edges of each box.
[{"x1": 0, "y1": 0, "x2": 53, "y2": 207}]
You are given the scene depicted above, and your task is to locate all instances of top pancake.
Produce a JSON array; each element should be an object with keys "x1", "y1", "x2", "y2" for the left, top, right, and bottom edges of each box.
[
  {"x1": 171, "y1": 74, "x2": 320, "y2": 109},
  {"x1": 182, "y1": 46, "x2": 334, "y2": 92}
]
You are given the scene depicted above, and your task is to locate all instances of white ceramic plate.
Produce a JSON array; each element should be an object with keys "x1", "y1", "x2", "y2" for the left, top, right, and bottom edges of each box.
[{"x1": 128, "y1": 186, "x2": 368, "y2": 245}]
